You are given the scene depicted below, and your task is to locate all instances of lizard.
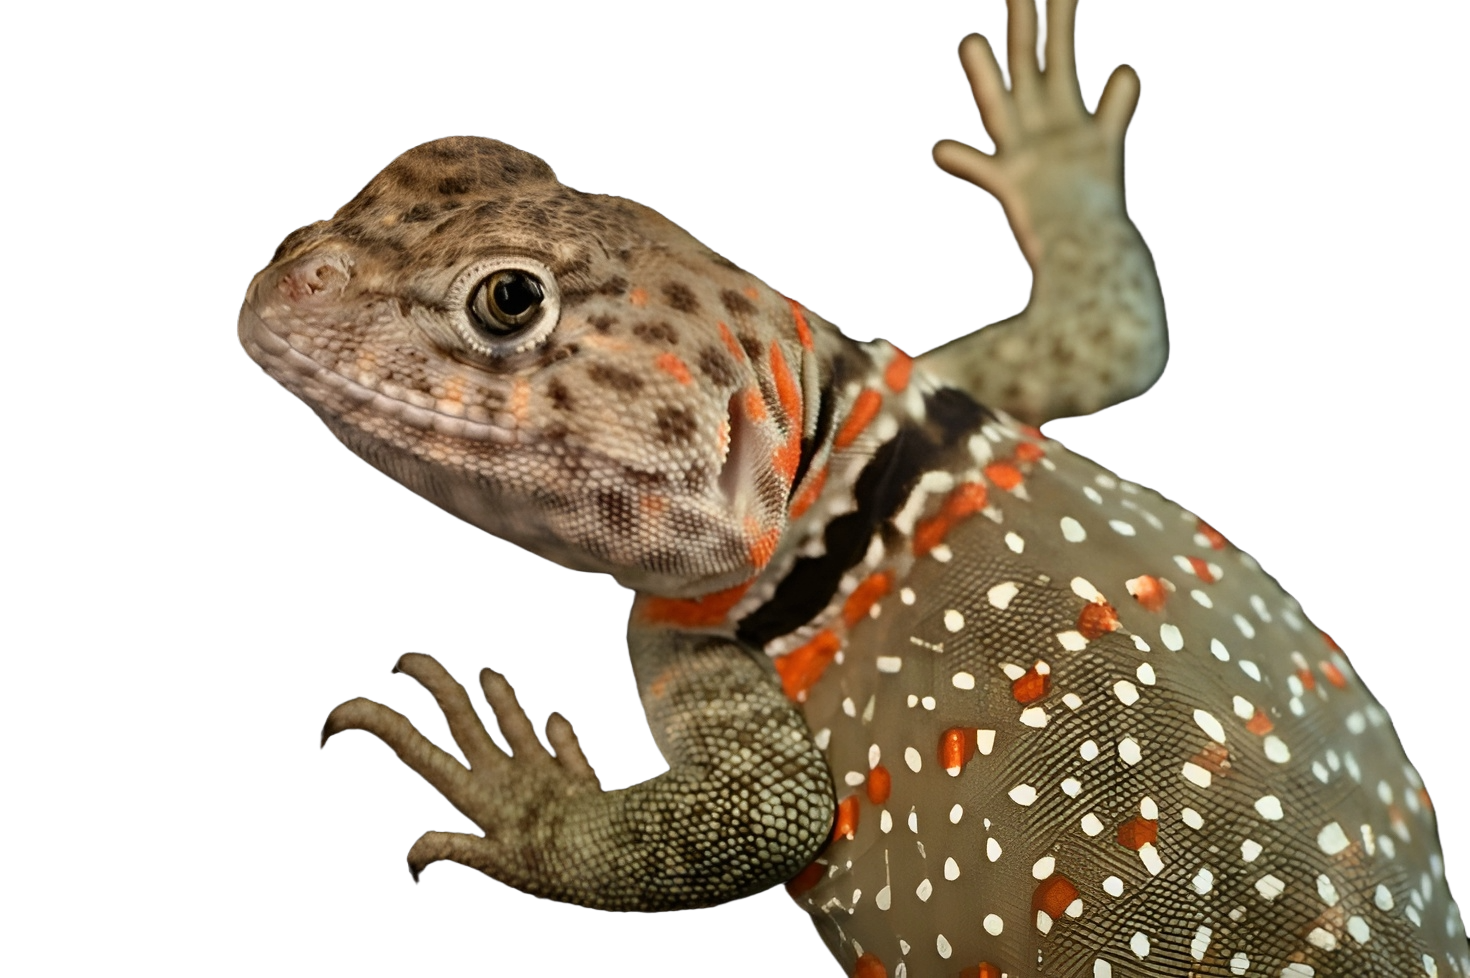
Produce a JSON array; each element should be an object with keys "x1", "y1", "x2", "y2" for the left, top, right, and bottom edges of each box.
[{"x1": 235, "y1": 3, "x2": 1464, "y2": 970}]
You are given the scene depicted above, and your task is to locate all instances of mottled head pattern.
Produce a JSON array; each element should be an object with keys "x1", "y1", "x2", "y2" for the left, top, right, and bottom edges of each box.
[{"x1": 240, "y1": 137, "x2": 851, "y2": 594}]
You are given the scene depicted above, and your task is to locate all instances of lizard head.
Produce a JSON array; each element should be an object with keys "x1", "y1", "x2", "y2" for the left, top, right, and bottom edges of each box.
[{"x1": 240, "y1": 137, "x2": 832, "y2": 597}]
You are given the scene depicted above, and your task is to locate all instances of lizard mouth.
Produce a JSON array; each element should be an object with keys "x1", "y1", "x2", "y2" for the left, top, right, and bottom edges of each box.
[{"x1": 717, "y1": 391, "x2": 762, "y2": 508}]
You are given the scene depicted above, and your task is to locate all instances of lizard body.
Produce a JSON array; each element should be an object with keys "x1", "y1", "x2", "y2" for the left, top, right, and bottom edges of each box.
[{"x1": 238, "y1": 3, "x2": 1458, "y2": 970}]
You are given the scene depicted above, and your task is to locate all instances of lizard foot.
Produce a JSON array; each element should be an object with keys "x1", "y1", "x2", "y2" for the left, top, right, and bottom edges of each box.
[
  {"x1": 933, "y1": 0, "x2": 1140, "y2": 265},
  {"x1": 322, "y1": 653, "x2": 600, "y2": 882}
]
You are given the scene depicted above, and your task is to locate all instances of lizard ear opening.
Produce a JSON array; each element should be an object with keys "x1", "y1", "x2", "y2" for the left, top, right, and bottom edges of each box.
[{"x1": 448, "y1": 256, "x2": 562, "y2": 357}]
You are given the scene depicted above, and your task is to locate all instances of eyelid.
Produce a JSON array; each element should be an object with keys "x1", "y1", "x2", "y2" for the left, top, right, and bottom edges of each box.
[{"x1": 447, "y1": 257, "x2": 562, "y2": 357}]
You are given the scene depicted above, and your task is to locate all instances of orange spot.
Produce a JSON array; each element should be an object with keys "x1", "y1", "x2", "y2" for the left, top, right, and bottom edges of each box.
[
  {"x1": 834, "y1": 389, "x2": 882, "y2": 450},
  {"x1": 629, "y1": 286, "x2": 648, "y2": 307},
  {"x1": 1320, "y1": 660, "x2": 1348, "y2": 689},
  {"x1": 984, "y1": 461, "x2": 1023, "y2": 491},
  {"x1": 1197, "y1": 520, "x2": 1227, "y2": 550},
  {"x1": 866, "y1": 765, "x2": 891, "y2": 805},
  {"x1": 789, "y1": 466, "x2": 828, "y2": 520},
  {"x1": 717, "y1": 321, "x2": 746, "y2": 362},
  {"x1": 769, "y1": 342, "x2": 803, "y2": 425},
  {"x1": 834, "y1": 794, "x2": 860, "y2": 841},
  {"x1": 655, "y1": 352, "x2": 692, "y2": 385},
  {"x1": 938, "y1": 727, "x2": 976, "y2": 775},
  {"x1": 1127, "y1": 575, "x2": 1167, "y2": 612},
  {"x1": 883, "y1": 349, "x2": 912, "y2": 392},
  {"x1": 1421, "y1": 788, "x2": 1434, "y2": 811},
  {"x1": 843, "y1": 572, "x2": 893, "y2": 628},
  {"x1": 853, "y1": 953, "x2": 887, "y2": 978},
  {"x1": 1032, "y1": 875, "x2": 1080, "y2": 918},
  {"x1": 639, "y1": 494, "x2": 669, "y2": 516},
  {"x1": 1321, "y1": 631, "x2": 1342, "y2": 652},
  {"x1": 743, "y1": 285, "x2": 759, "y2": 301},
  {"x1": 1186, "y1": 556, "x2": 1216, "y2": 583},
  {"x1": 785, "y1": 860, "x2": 825, "y2": 898},
  {"x1": 1017, "y1": 423, "x2": 1046, "y2": 440},
  {"x1": 960, "y1": 965, "x2": 1002, "y2": 978},
  {"x1": 774, "y1": 630, "x2": 842, "y2": 702},
  {"x1": 509, "y1": 377, "x2": 531, "y2": 425},
  {"x1": 1191, "y1": 742, "x2": 1232, "y2": 775},
  {"x1": 1116, "y1": 817, "x2": 1159, "y2": 851},
  {"x1": 912, "y1": 482, "x2": 989, "y2": 556},
  {"x1": 747, "y1": 524, "x2": 781, "y2": 569},
  {"x1": 788, "y1": 298, "x2": 814, "y2": 350},
  {"x1": 1296, "y1": 667, "x2": 1317, "y2": 691},
  {"x1": 1077, "y1": 601, "x2": 1121, "y2": 639},
  {"x1": 741, "y1": 386, "x2": 768, "y2": 422},
  {"x1": 641, "y1": 581, "x2": 754, "y2": 628},
  {"x1": 1246, "y1": 709, "x2": 1274, "y2": 736},
  {"x1": 1014, "y1": 441, "x2": 1045, "y2": 463},
  {"x1": 1012, "y1": 667, "x2": 1050, "y2": 705},
  {"x1": 772, "y1": 429, "x2": 803, "y2": 485}
]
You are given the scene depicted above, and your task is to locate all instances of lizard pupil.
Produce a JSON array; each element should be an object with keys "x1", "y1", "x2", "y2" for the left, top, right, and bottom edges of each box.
[{"x1": 471, "y1": 269, "x2": 545, "y2": 334}]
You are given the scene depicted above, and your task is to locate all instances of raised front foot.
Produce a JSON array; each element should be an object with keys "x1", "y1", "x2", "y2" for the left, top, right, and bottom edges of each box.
[{"x1": 322, "y1": 653, "x2": 600, "y2": 883}]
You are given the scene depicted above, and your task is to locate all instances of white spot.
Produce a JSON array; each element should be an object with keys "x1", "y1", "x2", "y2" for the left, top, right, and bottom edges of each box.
[
  {"x1": 986, "y1": 582, "x2": 1020, "y2": 610},
  {"x1": 1317, "y1": 874, "x2": 1340, "y2": 906},
  {"x1": 814, "y1": 728, "x2": 831, "y2": 749},
  {"x1": 949, "y1": 804, "x2": 963, "y2": 824},
  {"x1": 1035, "y1": 911, "x2": 1053, "y2": 934},
  {"x1": 1160, "y1": 623, "x2": 1184, "y2": 651},
  {"x1": 906, "y1": 694, "x2": 918, "y2": 708},
  {"x1": 1211, "y1": 639, "x2": 1231, "y2": 661},
  {"x1": 1375, "y1": 884, "x2": 1394, "y2": 911},
  {"x1": 1071, "y1": 577, "x2": 1101, "y2": 602},
  {"x1": 908, "y1": 810, "x2": 918, "y2": 833},
  {"x1": 1084, "y1": 486, "x2": 1104, "y2": 504},
  {"x1": 943, "y1": 609, "x2": 965, "y2": 632},
  {"x1": 1240, "y1": 839, "x2": 1263, "y2": 862},
  {"x1": 1240, "y1": 660, "x2": 1262, "y2": 681},
  {"x1": 1140, "y1": 797, "x2": 1159, "y2": 819},
  {"x1": 1231, "y1": 952, "x2": 1250, "y2": 975},
  {"x1": 1032, "y1": 855, "x2": 1055, "y2": 879},
  {"x1": 1136, "y1": 663, "x2": 1157, "y2": 685},
  {"x1": 1009, "y1": 783, "x2": 1038, "y2": 806},
  {"x1": 1061, "y1": 777, "x2": 1082, "y2": 797},
  {"x1": 1019, "y1": 706, "x2": 1048, "y2": 728},
  {"x1": 1063, "y1": 692, "x2": 1083, "y2": 710},
  {"x1": 880, "y1": 810, "x2": 893, "y2": 833},
  {"x1": 1061, "y1": 517, "x2": 1087, "y2": 542},
  {"x1": 1113, "y1": 680, "x2": 1140, "y2": 706},
  {"x1": 876, "y1": 656, "x2": 902, "y2": 674},
  {"x1": 875, "y1": 884, "x2": 891, "y2": 910},
  {"x1": 951, "y1": 672, "x2": 975, "y2": 690},
  {"x1": 930, "y1": 543, "x2": 952, "y2": 563},
  {"x1": 1080, "y1": 739, "x2": 1100, "y2": 761},
  {"x1": 935, "y1": 934, "x2": 950, "y2": 959},
  {"x1": 1093, "y1": 960, "x2": 1112, "y2": 978},
  {"x1": 915, "y1": 878, "x2": 932, "y2": 902},
  {"x1": 904, "y1": 747, "x2": 922, "y2": 772},
  {"x1": 1308, "y1": 928, "x2": 1337, "y2": 951},
  {"x1": 1347, "y1": 711, "x2": 1367, "y2": 735},
  {"x1": 1130, "y1": 931, "x2": 1151, "y2": 958},
  {"x1": 1139, "y1": 843, "x2": 1164, "y2": 876},
  {"x1": 842, "y1": 698, "x2": 857, "y2": 717},
  {"x1": 1182, "y1": 808, "x2": 1204, "y2": 829},
  {"x1": 1318, "y1": 822, "x2": 1350, "y2": 856},
  {"x1": 1005, "y1": 531, "x2": 1025, "y2": 554},
  {"x1": 1313, "y1": 761, "x2": 1330, "y2": 783},
  {"x1": 1232, "y1": 696, "x2": 1255, "y2": 719},
  {"x1": 1254, "y1": 795, "x2": 1284, "y2": 821},
  {"x1": 1131, "y1": 634, "x2": 1151, "y2": 653},
  {"x1": 868, "y1": 744, "x2": 881, "y2": 768},
  {"x1": 1103, "y1": 875, "x2": 1124, "y2": 897},
  {"x1": 1234, "y1": 613, "x2": 1256, "y2": 639},
  {"x1": 987, "y1": 837, "x2": 1002, "y2": 861},
  {"x1": 1056, "y1": 630, "x2": 1088, "y2": 651},
  {"x1": 1193, "y1": 866, "x2": 1214, "y2": 894},
  {"x1": 1066, "y1": 898, "x2": 1084, "y2": 918},
  {"x1": 1255, "y1": 874, "x2": 1286, "y2": 901},
  {"x1": 1194, "y1": 709, "x2": 1227, "y2": 743},
  {"x1": 1095, "y1": 474, "x2": 1117, "y2": 488},
  {"x1": 944, "y1": 857, "x2": 959, "y2": 881},
  {"x1": 1347, "y1": 915, "x2": 1371, "y2": 944},
  {"x1": 1182, "y1": 762, "x2": 1212, "y2": 788},
  {"x1": 1118, "y1": 738, "x2": 1142, "y2": 765},
  {"x1": 1110, "y1": 519, "x2": 1137, "y2": 536},
  {"x1": 1191, "y1": 589, "x2": 1213, "y2": 608},
  {"x1": 983, "y1": 913, "x2": 1004, "y2": 935},
  {"x1": 899, "y1": 587, "x2": 915, "y2": 605},
  {"x1": 976, "y1": 729, "x2": 996, "y2": 754},
  {"x1": 921, "y1": 695, "x2": 936, "y2": 710},
  {"x1": 1192, "y1": 925, "x2": 1212, "y2": 961},
  {"x1": 1001, "y1": 662, "x2": 1026, "y2": 680},
  {"x1": 844, "y1": 771, "x2": 866, "y2": 786},
  {"x1": 1283, "y1": 963, "x2": 1315, "y2": 977},
  {"x1": 1081, "y1": 813, "x2": 1104, "y2": 836}
]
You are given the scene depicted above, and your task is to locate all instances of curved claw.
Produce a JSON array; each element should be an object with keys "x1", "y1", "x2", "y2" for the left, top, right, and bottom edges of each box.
[
  {"x1": 393, "y1": 653, "x2": 505, "y2": 770},
  {"x1": 407, "y1": 830, "x2": 496, "y2": 882},
  {"x1": 321, "y1": 696, "x2": 478, "y2": 812}
]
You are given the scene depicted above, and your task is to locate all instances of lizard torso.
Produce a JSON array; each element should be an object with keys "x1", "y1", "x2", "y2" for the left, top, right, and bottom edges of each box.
[{"x1": 239, "y1": 32, "x2": 1463, "y2": 978}]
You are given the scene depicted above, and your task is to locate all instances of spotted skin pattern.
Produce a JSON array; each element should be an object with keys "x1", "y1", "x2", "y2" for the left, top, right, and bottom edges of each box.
[{"x1": 238, "y1": 2, "x2": 1460, "y2": 976}]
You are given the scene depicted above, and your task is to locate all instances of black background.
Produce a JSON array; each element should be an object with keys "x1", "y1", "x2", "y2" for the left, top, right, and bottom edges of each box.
[{"x1": 140, "y1": 5, "x2": 1458, "y2": 970}]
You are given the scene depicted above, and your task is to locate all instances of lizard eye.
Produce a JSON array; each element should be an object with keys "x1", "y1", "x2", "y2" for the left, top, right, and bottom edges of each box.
[
  {"x1": 470, "y1": 269, "x2": 546, "y2": 334},
  {"x1": 449, "y1": 257, "x2": 561, "y2": 357}
]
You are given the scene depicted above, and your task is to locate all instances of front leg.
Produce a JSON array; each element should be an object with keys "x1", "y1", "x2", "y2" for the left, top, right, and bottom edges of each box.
[
  {"x1": 322, "y1": 637, "x2": 834, "y2": 910},
  {"x1": 919, "y1": 0, "x2": 1166, "y2": 425}
]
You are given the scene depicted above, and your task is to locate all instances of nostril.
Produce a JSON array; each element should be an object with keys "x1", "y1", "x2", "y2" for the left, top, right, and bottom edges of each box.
[{"x1": 278, "y1": 253, "x2": 351, "y2": 301}]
